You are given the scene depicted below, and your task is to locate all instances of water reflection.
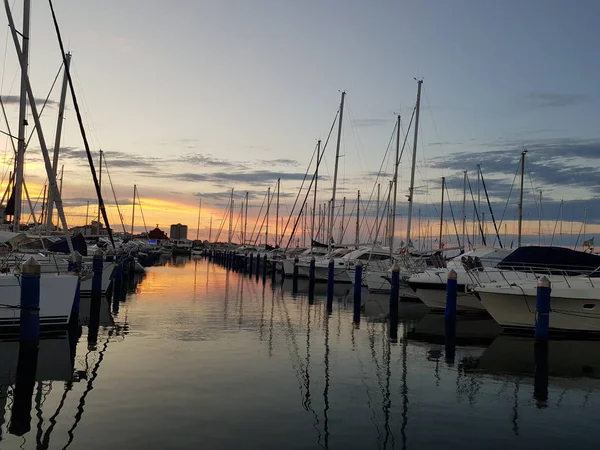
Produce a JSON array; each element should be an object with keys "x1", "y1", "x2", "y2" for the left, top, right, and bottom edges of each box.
[{"x1": 2, "y1": 257, "x2": 600, "y2": 449}]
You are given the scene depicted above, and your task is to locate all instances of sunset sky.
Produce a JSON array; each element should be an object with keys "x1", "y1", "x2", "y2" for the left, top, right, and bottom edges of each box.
[{"x1": 1, "y1": 0, "x2": 599, "y2": 247}]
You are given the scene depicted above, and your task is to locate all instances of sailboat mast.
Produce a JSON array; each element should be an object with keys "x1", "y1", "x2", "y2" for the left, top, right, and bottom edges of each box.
[
  {"x1": 462, "y1": 170, "x2": 467, "y2": 249},
  {"x1": 97, "y1": 150, "x2": 103, "y2": 226},
  {"x1": 85, "y1": 200, "x2": 89, "y2": 228},
  {"x1": 46, "y1": 51, "x2": 71, "y2": 231},
  {"x1": 329, "y1": 91, "x2": 345, "y2": 253},
  {"x1": 12, "y1": 0, "x2": 30, "y2": 231},
  {"x1": 538, "y1": 190, "x2": 542, "y2": 246},
  {"x1": 390, "y1": 115, "x2": 401, "y2": 259},
  {"x1": 209, "y1": 215, "x2": 213, "y2": 242},
  {"x1": 355, "y1": 190, "x2": 360, "y2": 248},
  {"x1": 376, "y1": 183, "x2": 380, "y2": 243},
  {"x1": 265, "y1": 187, "x2": 270, "y2": 247},
  {"x1": 196, "y1": 197, "x2": 201, "y2": 241},
  {"x1": 275, "y1": 178, "x2": 280, "y2": 247},
  {"x1": 559, "y1": 199, "x2": 563, "y2": 246},
  {"x1": 339, "y1": 196, "x2": 345, "y2": 244},
  {"x1": 405, "y1": 79, "x2": 423, "y2": 249},
  {"x1": 244, "y1": 191, "x2": 248, "y2": 245},
  {"x1": 439, "y1": 177, "x2": 445, "y2": 249},
  {"x1": 311, "y1": 140, "x2": 321, "y2": 247},
  {"x1": 130, "y1": 184, "x2": 136, "y2": 235},
  {"x1": 517, "y1": 150, "x2": 526, "y2": 247},
  {"x1": 228, "y1": 188, "x2": 234, "y2": 245}
]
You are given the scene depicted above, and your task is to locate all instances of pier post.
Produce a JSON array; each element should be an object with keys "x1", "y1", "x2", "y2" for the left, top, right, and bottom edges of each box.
[
  {"x1": 256, "y1": 252, "x2": 261, "y2": 279},
  {"x1": 20, "y1": 257, "x2": 41, "y2": 344},
  {"x1": 308, "y1": 257, "x2": 316, "y2": 303},
  {"x1": 535, "y1": 277, "x2": 551, "y2": 343},
  {"x1": 292, "y1": 257, "x2": 299, "y2": 293},
  {"x1": 249, "y1": 253, "x2": 254, "y2": 275},
  {"x1": 263, "y1": 254, "x2": 268, "y2": 280},
  {"x1": 92, "y1": 249, "x2": 104, "y2": 298},
  {"x1": 389, "y1": 264, "x2": 400, "y2": 342},
  {"x1": 8, "y1": 339, "x2": 39, "y2": 436},
  {"x1": 326, "y1": 258, "x2": 334, "y2": 313},
  {"x1": 69, "y1": 251, "x2": 83, "y2": 322},
  {"x1": 353, "y1": 261, "x2": 363, "y2": 324},
  {"x1": 445, "y1": 269, "x2": 458, "y2": 320}
]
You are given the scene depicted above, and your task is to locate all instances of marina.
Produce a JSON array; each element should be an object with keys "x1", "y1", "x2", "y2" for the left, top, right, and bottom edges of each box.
[{"x1": 0, "y1": 0, "x2": 599, "y2": 448}]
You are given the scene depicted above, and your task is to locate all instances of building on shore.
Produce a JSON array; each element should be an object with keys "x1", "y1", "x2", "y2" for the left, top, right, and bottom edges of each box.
[
  {"x1": 170, "y1": 223, "x2": 188, "y2": 240},
  {"x1": 148, "y1": 227, "x2": 169, "y2": 240}
]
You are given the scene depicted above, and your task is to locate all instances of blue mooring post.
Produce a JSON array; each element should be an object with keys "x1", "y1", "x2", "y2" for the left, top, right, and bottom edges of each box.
[
  {"x1": 249, "y1": 253, "x2": 254, "y2": 275},
  {"x1": 69, "y1": 251, "x2": 83, "y2": 322},
  {"x1": 444, "y1": 269, "x2": 458, "y2": 363},
  {"x1": 535, "y1": 276, "x2": 551, "y2": 343},
  {"x1": 353, "y1": 261, "x2": 363, "y2": 324},
  {"x1": 10, "y1": 329, "x2": 39, "y2": 436},
  {"x1": 389, "y1": 264, "x2": 400, "y2": 342},
  {"x1": 292, "y1": 257, "x2": 299, "y2": 293},
  {"x1": 326, "y1": 258, "x2": 334, "y2": 313},
  {"x1": 92, "y1": 249, "x2": 104, "y2": 298},
  {"x1": 20, "y1": 257, "x2": 41, "y2": 344},
  {"x1": 308, "y1": 257, "x2": 316, "y2": 304},
  {"x1": 256, "y1": 253, "x2": 261, "y2": 279},
  {"x1": 263, "y1": 254, "x2": 268, "y2": 280},
  {"x1": 533, "y1": 341, "x2": 549, "y2": 407}
]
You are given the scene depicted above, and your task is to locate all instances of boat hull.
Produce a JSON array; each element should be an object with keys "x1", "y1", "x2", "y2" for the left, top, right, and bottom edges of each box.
[{"x1": 0, "y1": 274, "x2": 78, "y2": 330}]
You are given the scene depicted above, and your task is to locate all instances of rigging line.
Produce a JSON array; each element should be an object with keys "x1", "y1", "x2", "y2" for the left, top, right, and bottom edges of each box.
[
  {"x1": 466, "y1": 173, "x2": 486, "y2": 245},
  {"x1": 253, "y1": 181, "x2": 277, "y2": 246},
  {"x1": 48, "y1": 0, "x2": 115, "y2": 248},
  {"x1": 102, "y1": 157, "x2": 127, "y2": 234},
  {"x1": 135, "y1": 188, "x2": 149, "y2": 236},
  {"x1": 279, "y1": 141, "x2": 318, "y2": 245},
  {"x1": 283, "y1": 108, "x2": 339, "y2": 251},
  {"x1": 479, "y1": 166, "x2": 503, "y2": 248},
  {"x1": 249, "y1": 189, "x2": 267, "y2": 244},
  {"x1": 493, "y1": 159, "x2": 520, "y2": 246},
  {"x1": 25, "y1": 61, "x2": 64, "y2": 150},
  {"x1": 363, "y1": 107, "x2": 416, "y2": 241},
  {"x1": 550, "y1": 202, "x2": 562, "y2": 246},
  {"x1": 445, "y1": 190, "x2": 462, "y2": 248},
  {"x1": 213, "y1": 196, "x2": 231, "y2": 243}
]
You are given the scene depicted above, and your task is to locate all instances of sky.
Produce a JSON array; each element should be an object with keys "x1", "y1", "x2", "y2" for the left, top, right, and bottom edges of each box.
[{"x1": 1, "y1": 0, "x2": 599, "y2": 247}]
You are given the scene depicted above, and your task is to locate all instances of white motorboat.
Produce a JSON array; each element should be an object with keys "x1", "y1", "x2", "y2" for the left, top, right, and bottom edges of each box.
[
  {"x1": 474, "y1": 276, "x2": 600, "y2": 333},
  {"x1": 407, "y1": 247, "x2": 513, "y2": 312},
  {"x1": 281, "y1": 247, "x2": 329, "y2": 277},
  {"x1": 0, "y1": 273, "x2": 78, "y2": 330}
]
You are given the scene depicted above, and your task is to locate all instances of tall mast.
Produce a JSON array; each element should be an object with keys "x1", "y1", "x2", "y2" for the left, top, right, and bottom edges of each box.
[
  {"x1": 46, "y1": 51, "x2": 71, "y2": 231},
  {"x1": 559, "y1": 199, "x2": 563, "y2": 246},
  {"x1": 244, "y1": 191, "x2": 248, "y2": 245},
  {"x1": 275, "y1": 178, "x2": 280, "y2": 247},
  {"x1": 311, "y1": 140, "x2": 321, "y2": 247},
  {"x1": 317, "y1": 204, "x2": 322, "y2": 241},
  {"x1": 85, "y1": 200, "x2": 89, "y2": 229},
  {"x1": 265, "y1": 187, "x2": 270, "y2": 247},
  {"x1": 12, "y1": 0, "x2": 31, "y2": 231},
  {"x1": 438, "y1": 177, "x2": 445, "y2": 249},
  {"x1": 462, "y1": 170, "x2": 467, "y2": 250},
  {"x1": 130, "y1": 184, "x2": 136, "y2": 235},
  {"x1": 376, "y1": 183, "x2": 380, "y2": 243},
  {"x1": 355, "y1": 190, "x2": 360, "y2": 248},
  {"x1": 339, "y1": 196, "x2": 345, "y2": 244},
  {"x1": 97, "y1": 150, "x2": 103, "y2": 226},
  {"x1": 538, "y1": 190, "x2": 542, "y2": 246},
  {"x1": 583, "y1": 207, "x2": 588, "y2": 246},
  {"x1": 329, "y1": 91, "x2": 346, "y2": 253},
  {"x1": 517, "y1": 150, "x2": 526, "y2": 247},
  {"x1": 196, "y1": 197, "x2": 201, "y2": 241},
  {"x1": 209, "y1": 215, "x2": 213, "y2": 242},
  {"x1": 390, "y1": 115, "x2": 401, "y2": 258},
  {"x1": 228, "y1": 188, "x2": 234, "y2": 245},
  {"x1": 405, "y1": 79, "x2": 423, "y2": 249}
]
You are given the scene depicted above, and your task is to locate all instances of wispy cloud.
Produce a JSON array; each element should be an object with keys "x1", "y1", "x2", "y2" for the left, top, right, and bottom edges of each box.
[
  {"x1": 351, "y1": 118, "x2": 391, "y2": 128},
  {"x1": 1, "y1": 95, "x2": 57, "y2": 107},
  {"x1": 525, "y1": 92, "x2": 588, "y2": 108}
]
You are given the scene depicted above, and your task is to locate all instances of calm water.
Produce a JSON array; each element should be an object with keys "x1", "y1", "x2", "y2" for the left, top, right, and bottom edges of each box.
[{"x1": 2, "y1": 256, "x2": 600, "y2": 449}]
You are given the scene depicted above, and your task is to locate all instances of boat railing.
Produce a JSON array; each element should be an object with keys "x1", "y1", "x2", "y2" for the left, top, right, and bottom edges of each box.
[{"x1": 466, "y1": 261, "x2": 600, "y2": 289}]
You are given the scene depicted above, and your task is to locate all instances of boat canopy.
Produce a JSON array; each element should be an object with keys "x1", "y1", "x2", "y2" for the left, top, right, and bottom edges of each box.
[
  {"x1": 0, "y1": 231, "x2": 28, "y2": 248},
  {"x1": 496, "y1": 246, "x2": 600, "y2": 276}
]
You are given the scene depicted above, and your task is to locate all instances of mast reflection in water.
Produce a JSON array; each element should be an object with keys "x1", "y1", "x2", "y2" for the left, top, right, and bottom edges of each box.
[{"x1": 1, "y1": 257, "x2": 600, "y2": 449}]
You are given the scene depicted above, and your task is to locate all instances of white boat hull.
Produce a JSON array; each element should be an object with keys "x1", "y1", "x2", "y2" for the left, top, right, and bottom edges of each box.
[
  {"x1": 79, "y1": 262, "x2": 116, "y2": 295},
  {"x1": 0, "y1": 274, "x2": 78, "y2": 329},
  {"x1": 476, "y1": 282, "x2": 600, "y2": 332}
]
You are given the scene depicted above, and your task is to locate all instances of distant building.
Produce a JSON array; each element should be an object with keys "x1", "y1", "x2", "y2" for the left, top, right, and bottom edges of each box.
[
  {"x1": 148, "y1": 227, "x2": 169, "y2": 240},
  {"x1": 70, "y1": 224, "x2": 95, "y2": 236},
  {"x1": 170, "y1": 223, "x2": 188, "y2": 240}
]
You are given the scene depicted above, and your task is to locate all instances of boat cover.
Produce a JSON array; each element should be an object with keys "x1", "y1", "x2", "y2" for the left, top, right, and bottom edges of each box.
[
  {"x1": 49, "y1": 233, "x2": 88, "y2": 256},
  {"x1": 496, "y1": 246, "x2": 600, "y2": 276}
]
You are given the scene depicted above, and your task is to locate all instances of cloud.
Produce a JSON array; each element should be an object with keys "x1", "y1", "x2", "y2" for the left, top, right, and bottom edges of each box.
[
  {"x1": 1, "y1": 95, "x2": 57, "y2": 107},
  {"x1": 178, "y1": 152, "x2": 300, "y2": 170},
  {"x1": 60, "y1": 148, "x2": 161, "y2": 169},
  {"x1": 176, "y1": 170, "x2": 308, "y2": 185},
  {"x1": 525, "y1": 92, "x2": 588, "y2": 108}
]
